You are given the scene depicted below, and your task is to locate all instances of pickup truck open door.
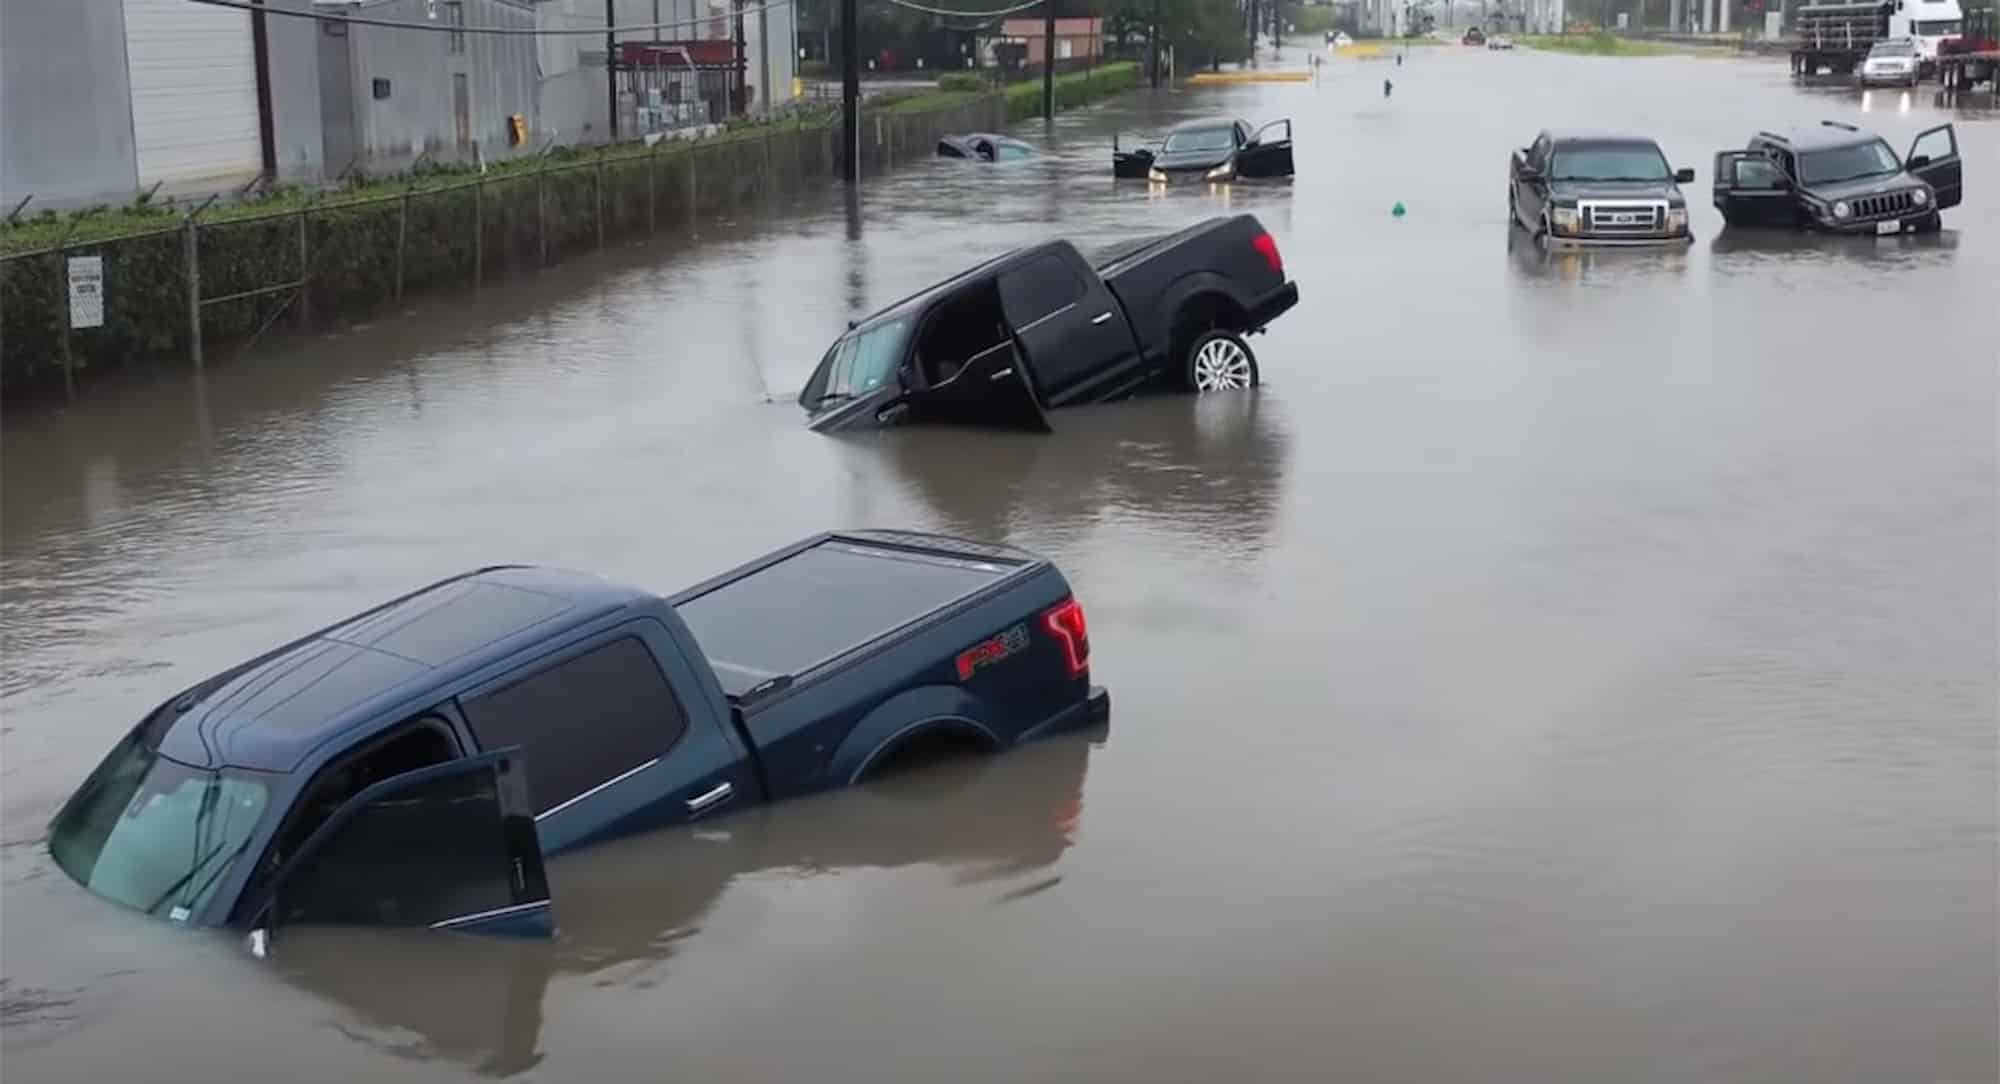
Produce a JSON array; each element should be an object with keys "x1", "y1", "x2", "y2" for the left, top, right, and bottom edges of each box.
[
  {"x1": 900, "y1": 341, "x2": 1052, "y2": 431},
  {"x1": 1905, "y1": 123, "x2": 1962, "y2": 210},
  {"x1": 258, "y1": 751, "x2": 555, "y2": 938},
  {"x1": 1237, "y1": 120, "x2": 1295, "y2": 179}
]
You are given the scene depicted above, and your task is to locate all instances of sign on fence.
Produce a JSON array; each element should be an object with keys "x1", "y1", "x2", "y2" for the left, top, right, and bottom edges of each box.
[{"x1": 67, "y1": 256, "x2": 104, "y2": 329}]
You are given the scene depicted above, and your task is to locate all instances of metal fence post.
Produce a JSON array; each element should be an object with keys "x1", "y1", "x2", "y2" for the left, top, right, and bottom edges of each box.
[
  {"x1": 184, "y1": 215, "x2": 203, "y2": 368},
  {"x1": 473, "y1": 178, "x2": 484, "y2": 291},
  {"x1": 595, "y1": 158, "x2": 606, "y2": 249},
  {"x1": 647, "y1": 147, "x2": 658, "y2": 234},
  {"x1": 54, "y1": 245, "x2": 74, "y2": 400},
  {"x1": 537, "y1": 168, "x2": 548, "y2": 266},
  {"x1": 394, "y1": 191, "x2": 410, "y2": 301},
  {"x1": 296, "y1": 209, "x2": 311, "y2": 329},
  {"x1": 686, "y1": 151, "x2": 698, "y2": 235}
]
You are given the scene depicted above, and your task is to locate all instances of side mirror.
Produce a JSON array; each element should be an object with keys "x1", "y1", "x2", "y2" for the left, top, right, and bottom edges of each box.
[
  {"x1": 1908, "y1": 153, "x2": 1931, "y2": 169},
  {"x1": 1675, "y1": 167, "x2": 1697, "y2": 183},
  {"x1": 1773, "y1": 176, "x2": 1793, "y2": 191}
]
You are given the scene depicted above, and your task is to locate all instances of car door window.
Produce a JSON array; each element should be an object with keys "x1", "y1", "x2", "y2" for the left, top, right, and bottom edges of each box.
[
  {"x1": 997, "y1": 255, "x2": 1086, "y2": 331},
  {"x1": 1735, "y1": 157, "x2": 1785, "y2": 189},
  {"x1": 1909, "y1": 125, "x2": 1956, "y2": 165},
  {"x1": 462, "y1": 636, "x2": 689, "y2": 815},
  {"x1": 1530, "y1": 136, "x2": 1551, "y2": 169},
  {"x1": 273, "y1": 757, "x2": 546, "y2": 929}
]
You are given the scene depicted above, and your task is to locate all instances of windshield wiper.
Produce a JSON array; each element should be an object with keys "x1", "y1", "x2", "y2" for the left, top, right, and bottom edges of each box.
[{"x1": 144, "y1": 836, "x2": 243, "y2": 916}]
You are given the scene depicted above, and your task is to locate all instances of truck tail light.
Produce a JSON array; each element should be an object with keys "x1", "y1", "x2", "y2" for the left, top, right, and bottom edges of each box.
[
  {"x1": 1042, "y1": 597, "x2": 1090, "y2": 678},
  {"x1": 1252, "y1": 232, "x2": 1283, "y2": 274}
]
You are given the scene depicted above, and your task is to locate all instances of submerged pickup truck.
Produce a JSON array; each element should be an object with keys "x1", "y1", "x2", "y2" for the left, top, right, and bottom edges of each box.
[
  {"x1": 800, "y1": 213, "x2": 1299, "y2": 433},
  {"x1": 48, "y1": 531, "x2": 1108, "y2": 939}
]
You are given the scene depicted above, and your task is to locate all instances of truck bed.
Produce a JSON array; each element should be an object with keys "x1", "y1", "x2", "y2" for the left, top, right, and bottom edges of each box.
[{"x1": 671, "y1": 533, "x2": 1036, "y2": 699}]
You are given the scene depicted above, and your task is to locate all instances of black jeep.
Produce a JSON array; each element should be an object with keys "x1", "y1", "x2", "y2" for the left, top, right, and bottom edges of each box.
[{"x1": 1712, "y1": 121, "x2": 1963, "y2": 234}]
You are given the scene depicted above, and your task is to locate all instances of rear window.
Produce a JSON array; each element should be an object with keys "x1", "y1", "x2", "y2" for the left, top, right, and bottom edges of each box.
[{"x1": 677, "y1": 540, "x2": 1022, "y2": 696}]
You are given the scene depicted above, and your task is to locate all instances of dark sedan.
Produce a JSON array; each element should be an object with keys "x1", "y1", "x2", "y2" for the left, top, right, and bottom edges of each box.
[
  {"x1": 1113, "y1": 117, "x2": 1295, "y2": 184},
  {"x1": 1509, "y1": 130, "x2": 1696, "y2": 246}
]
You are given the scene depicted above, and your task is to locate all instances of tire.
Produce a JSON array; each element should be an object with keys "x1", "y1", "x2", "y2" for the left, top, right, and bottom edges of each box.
[
  {"x1": 1184, "y1": 330, "x2": 1260, "y2": 393},
  {"x1": 1534, "y1": 211, "x2": 1552, "y2": 249},
  {"x1": 1914, "y1": 212, "x2": 1942, "y2": 234},
  {"x1": 1508, "y1": 184, "x2": 1519, "y2": 227}
]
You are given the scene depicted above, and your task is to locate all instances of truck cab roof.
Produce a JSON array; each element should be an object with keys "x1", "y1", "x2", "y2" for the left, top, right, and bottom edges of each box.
[
  {"x1": 1753, "y1": 121, "x2": 1878, "y2": 151},
  {"x1": 154, "y1": 566, "x2": 648, "y2": 772}
]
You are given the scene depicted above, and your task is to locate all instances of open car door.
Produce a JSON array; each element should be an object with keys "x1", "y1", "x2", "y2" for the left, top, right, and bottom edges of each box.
[
  {"x1": 261, "y1": 751, "x2": 554, "y2": 938},
  {"x1": 1712, "y1": 150, "x2": 1796, "y2": 227},
  {"x1": 1113, "y1": 134, "x2": 1157, "y2": 179},
  {"x1": 1906, "y1": 123, "x2": 1962, "y2": 211},
  {"x1": 900, "y1": 340, "x2": 1051, "y2": 431},
  {"x1": 1237, "y1": 120, "x2": 1295, "y2": 179}
]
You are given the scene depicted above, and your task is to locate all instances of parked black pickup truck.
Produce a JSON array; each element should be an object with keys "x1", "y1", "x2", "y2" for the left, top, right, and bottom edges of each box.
[
  {"x1": 1713, "y1": 121, "x2": 1963, "y2": 234},
  {"x1": 1509, "y1": 129, "x2": 1697, "y2": 246},
  {"x1": 800, "y1": 214, "x2": 1299, "y2": 433},
  {"x1": 47, "y1": 531, "x2": 1108, "y2": 938}
]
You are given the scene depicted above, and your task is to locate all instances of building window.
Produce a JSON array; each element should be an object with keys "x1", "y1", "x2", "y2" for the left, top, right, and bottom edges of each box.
[{"x1": 445, "y1": 1, "x2": 465, "y2": 54}]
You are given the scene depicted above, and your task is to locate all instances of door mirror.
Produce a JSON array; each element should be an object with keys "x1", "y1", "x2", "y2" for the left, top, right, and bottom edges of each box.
[
  {"x1": 1674, "y1": 167, "x2": 1696, "y2": 183},
  {"x1": 264, "y1": 752, "x2": 552, "y2": 937},
  {"x1": 1907, "y1": 154, "x2": 1931, "y2": 169}
]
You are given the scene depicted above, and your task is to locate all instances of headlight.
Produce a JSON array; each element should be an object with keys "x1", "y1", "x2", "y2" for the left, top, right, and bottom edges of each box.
[
  {"x1": 1833, "y1": 200, "x2": 1852, "y2": 219},
  {"x1": 1912, "y1": 187, "x2": 1929, "y2": 206},
  {"x1": 1148, "y1": 167, "x2": 1168, "y2": 184},
  {"x1": 1551, "y1": 206, "x2": 1580, "y2": 232},
  {"x1": 1667, "y1": 207, "x2": 1688, "y2": 233},
  {"x1": 1205, "y1": 161, "x2": 1235, "y2": 182}
]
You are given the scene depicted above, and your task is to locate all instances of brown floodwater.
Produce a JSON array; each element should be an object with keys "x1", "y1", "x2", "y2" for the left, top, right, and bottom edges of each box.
[{"x1": 3, "y1": 47, "x2": 1995, "y2": 1084}]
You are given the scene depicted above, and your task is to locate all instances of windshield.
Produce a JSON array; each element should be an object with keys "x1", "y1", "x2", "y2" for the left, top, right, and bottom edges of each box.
[
  {"x1": 49, "y1": 736, "x2": 272, "y2": 921},
  {"x1": 1799, "y1": 140, "x2": 1902, "y2": 185},
  {"x1": 1549, "y1": 144, "x2": 1673, "y2": 182},
  {"x1": 1869, "y1": 39, "x2": 1916, "y2": 54},
  {"x1": 1912, "y1": 19, "x2": 1960, "y2": 33},
  {"x1": 802, "y1": 317, "x2": 911, "y2": 411},
  {"x1": 1164, "y1": 126, "x2": 1236, "y2": 153}
]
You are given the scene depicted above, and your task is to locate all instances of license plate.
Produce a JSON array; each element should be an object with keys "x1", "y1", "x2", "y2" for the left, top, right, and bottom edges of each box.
[{"x1": 1876, "y1": 220, "x2": 1901, "y2": 236}]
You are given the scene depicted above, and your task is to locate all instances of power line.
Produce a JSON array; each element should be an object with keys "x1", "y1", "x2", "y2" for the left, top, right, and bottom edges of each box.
[
  {"x1": 877, "y1": 0, "x2": 1047, "y2": 16},
  {"x1": 180, "y1": 0, "x2": 798, "y2": 36}
]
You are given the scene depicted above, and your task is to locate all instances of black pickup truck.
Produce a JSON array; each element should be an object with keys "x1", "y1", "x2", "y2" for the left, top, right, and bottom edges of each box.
[
  {"x1": 800, "y1": 214, "x2": 1299, "y2": 432},
  {"x1": 47, "y1": 531, "x2": 1108, "y2": 938}
]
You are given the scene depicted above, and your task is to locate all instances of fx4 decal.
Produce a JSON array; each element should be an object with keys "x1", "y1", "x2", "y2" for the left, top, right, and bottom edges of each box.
[{"x1": 957, "y1": 624, "x2": 1030, "y2": 681}]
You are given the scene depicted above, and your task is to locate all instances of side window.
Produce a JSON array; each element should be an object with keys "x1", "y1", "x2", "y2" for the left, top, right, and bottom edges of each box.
[
  {"x1": 1530, "y1": 136, "x2": 1551, "y2": 167},
  {"x1": 1735, "y1": 157, "x2": 1784, "y2": 190},
  {"x1": 997, "y1": 255, "x2": 1087, "y2": 329},
  {"x1": 461, "y1": 636, "x2": 689, "y2": 814},
  {"x1": 274, "y1": 761, "x2": 536, "y2": 928},
  {"x1": 1909, "y1": 126, "x2": 1956, "y2": 164}
]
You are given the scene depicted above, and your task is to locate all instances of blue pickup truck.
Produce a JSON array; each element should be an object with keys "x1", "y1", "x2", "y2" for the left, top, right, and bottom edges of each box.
[{"x1": 47, "y1": 531, "x2": 1108, "y2": 938}]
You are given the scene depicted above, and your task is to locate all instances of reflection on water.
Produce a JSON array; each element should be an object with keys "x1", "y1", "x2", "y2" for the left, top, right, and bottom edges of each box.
[{"x1": 272, "y1": 733, "x2": 1102, "y2": 1076}]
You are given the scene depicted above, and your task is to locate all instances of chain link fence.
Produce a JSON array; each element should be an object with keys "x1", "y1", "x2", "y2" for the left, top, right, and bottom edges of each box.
[{"x1": 1, "y1": 95, "x2": 1005, "y2": 402}]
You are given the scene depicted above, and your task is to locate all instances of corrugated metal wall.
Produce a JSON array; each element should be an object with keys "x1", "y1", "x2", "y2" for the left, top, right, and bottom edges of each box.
[{"x1": 344, "y1": 0, "x2": 540, "y2": 160}]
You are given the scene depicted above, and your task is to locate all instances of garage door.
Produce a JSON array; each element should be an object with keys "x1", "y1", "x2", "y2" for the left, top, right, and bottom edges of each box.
[{"x1": 123, "y1": 0, "x2": 262, "y2": 187}]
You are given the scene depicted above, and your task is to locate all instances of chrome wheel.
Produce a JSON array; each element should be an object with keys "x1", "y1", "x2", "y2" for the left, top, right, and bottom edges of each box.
[{"x1": 1192, "y1": 334, "x2": 1255, "y2": 392}]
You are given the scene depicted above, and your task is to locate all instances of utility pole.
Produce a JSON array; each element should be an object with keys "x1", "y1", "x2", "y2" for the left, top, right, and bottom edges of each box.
[
  {"x1": 605, "y1": 0, "x2": 619, "y2": 140},
  {"x1": 1148, "y1": 0, "x2": 1160, "y2": 87},
  {"x1": 1042, "y1": 0, "x2": 1056, "y2": 121},
  {"x1": 1249, "y1": 0, "x2": 1260, "y2": 56},
  {"x1": 841, "y1": 0, "x2": 858, "y2": 181},
  {"x1": 758, "y1": 0, "x2": 771, "y2": 114}
]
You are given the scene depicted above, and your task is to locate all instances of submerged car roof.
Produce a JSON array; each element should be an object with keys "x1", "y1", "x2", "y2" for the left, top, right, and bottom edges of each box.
[
  {"x1": 153, "y1": 566, "x2": 649, "y2": 772},
  {"x1": 1544, "y1": 128, "x2": 1667, "y2": 147},
  {"x1": 1757, "y1": 123, "x2": 1881, "y2": 151}
]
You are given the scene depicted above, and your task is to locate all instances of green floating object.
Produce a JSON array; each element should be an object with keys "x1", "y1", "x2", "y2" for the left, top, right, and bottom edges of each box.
[{"x1": 1392, "y1": 201, "x2": 1407, "y2": 217}]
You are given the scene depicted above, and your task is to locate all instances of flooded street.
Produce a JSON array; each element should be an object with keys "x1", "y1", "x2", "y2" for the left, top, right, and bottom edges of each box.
[{"x1": 3, "y1": 47, "x2": 1995, "y2": 1083}]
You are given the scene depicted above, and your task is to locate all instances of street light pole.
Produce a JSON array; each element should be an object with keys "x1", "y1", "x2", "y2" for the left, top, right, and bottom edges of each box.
[{"x1": 1042, "y1": 0, "x2": 1056, "y2": 120}]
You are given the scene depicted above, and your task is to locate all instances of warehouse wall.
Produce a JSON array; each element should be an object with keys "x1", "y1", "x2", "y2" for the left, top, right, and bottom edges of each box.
[{"x1": 0, "y1": 0, "x2": 141, "y2": 206}]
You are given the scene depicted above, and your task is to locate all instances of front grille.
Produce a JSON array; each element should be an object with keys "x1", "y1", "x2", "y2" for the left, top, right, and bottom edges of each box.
[
  {"x1": 1581, "y1": 201, "x2": 1666, "y2": 234},
  {"x1": 1849, "y1": 190, "x2": 1915, "y2": 220}
]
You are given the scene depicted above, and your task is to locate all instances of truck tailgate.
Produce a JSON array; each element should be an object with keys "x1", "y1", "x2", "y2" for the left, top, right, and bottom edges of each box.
[{"x1": 672, "y1": 534, "x2": 1034, "y2": 698}]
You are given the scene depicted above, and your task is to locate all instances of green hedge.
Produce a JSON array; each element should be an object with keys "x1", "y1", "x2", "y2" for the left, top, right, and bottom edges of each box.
[
  {"x1": 1003, "y1": 62, "x2": 1140, "y2": 123},
  {"x1": 937, "y1": 71, "x2": 983, "y2": 92}
]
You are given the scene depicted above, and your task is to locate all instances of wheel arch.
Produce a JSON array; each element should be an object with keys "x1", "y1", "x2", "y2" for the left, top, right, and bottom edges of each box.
[{"x1": 825, "y1": 683, "x2": 1004, "y2": 785}]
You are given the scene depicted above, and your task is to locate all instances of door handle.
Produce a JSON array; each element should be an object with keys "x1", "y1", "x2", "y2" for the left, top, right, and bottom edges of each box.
[
  {"x1": 1091, "y1": 311, "x2": 1114, "y2": 325},
  {"x1": 686, "y1": 781, "x2": 734, "y2": 815}
]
